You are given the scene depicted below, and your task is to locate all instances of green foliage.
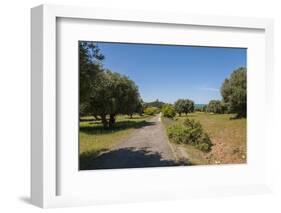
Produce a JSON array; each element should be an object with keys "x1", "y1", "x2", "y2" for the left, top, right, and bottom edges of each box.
[
  {"x1": 79, "y1": 41, "x2": 104, "y2": 105},
  {"x1": 207, "y1": 100, "x2": 227, "y2": 114},
  {"x1": 79, "y1": 41, "x2": 143, "y2": 129},
  {"x1": 162, "y1": 104, "x2": 176, "y2": 118},
  {"x1": 167, "y1": 118, "x2": 213, "y2": 152},
  {"x1": 89, "y1": 70, "x2": 141, "y2": 128},
  {"x1": 144, "y1": 107, "x2": 159, "y2": 115},
  {"x1": 135, "y1": 99, "x2": 144, "y2": 116},
  {"x1": 166, "y1": 124, "x2": 187, "y2": 143},
  {"x1": 221, "y1": 67, "x2": 247, "y2": 117},
  {"x1": 174, "y1": 99, "x2": 195, "y2": 116},
  {"x1": 195, "y1": 136, "x2": 212, "y2": 152}
]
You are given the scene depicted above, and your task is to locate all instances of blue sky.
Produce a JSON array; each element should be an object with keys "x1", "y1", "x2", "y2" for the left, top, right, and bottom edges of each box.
[{"x1": 96, "y1": 42, "x2": 246, "y2": 104}]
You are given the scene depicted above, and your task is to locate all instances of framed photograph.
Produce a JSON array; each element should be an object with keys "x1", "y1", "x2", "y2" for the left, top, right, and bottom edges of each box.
[{"x1": 31, "y1": 4, "x2": 274, "y2": 208}]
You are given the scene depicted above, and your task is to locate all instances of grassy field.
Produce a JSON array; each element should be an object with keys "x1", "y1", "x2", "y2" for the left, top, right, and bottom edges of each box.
[
  {"x1": 79, "y1": 114, "x2": 152, "y2": 169},
  {"x1": 163, "y1": 112, "x2": 247, "y2": 165}
]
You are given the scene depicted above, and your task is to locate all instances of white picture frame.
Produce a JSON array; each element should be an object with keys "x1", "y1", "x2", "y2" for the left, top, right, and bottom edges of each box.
[{"x1": 31, "y1": 4, "x2": 274, "y2": 208}]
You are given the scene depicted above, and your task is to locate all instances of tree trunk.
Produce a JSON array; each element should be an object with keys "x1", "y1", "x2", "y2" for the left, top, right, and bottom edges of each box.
[
  {"x1": 101, "y1": 114, "x2": 108, "y2": 129},
  {"x1": 109, "y1": 114, "x2": 116, "y2": 129},
  {"x1": 130, "y1": 114, "x2": 133, "y2": 119}
]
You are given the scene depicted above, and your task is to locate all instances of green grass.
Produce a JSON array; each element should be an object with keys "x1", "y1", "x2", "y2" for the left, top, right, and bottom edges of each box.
[
  {"x1": 162, "y1": 112, "x2": 246, "y2": 165},
  {"x1": 79, "y1": 114, "x2": 152, "y2": 169}
]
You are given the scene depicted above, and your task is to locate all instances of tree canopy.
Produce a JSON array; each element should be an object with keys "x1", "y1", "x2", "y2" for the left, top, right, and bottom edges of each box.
[
  {"x1": 79, "y1": 42, "x2": 142, "y2": 128},
  {"x1": 220, "y1": 67, "x2": 247, "y2": 117},
  {"x1": 79, "y1": 41, "x2": 105, "y2": 104},
  {"x1": 207, "y1": 100, "x2": 226, "y2": 114},
  {"x1": 174, "y1": 99, "x2": 195, "y2": 116}
]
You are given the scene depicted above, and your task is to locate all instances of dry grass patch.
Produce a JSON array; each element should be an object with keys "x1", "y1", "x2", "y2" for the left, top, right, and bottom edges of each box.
[{"x1": 164, "y1": 112, "x2": 246, "y2": 165}]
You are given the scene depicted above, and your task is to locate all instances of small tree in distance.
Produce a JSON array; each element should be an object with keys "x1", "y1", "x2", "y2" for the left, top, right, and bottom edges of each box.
[
  {"x1": 174, "y1": 99, "x2": 195, "y2": 116},
  {"x1": 207, "y1": 100, "x2": 224, "y2": 114}
]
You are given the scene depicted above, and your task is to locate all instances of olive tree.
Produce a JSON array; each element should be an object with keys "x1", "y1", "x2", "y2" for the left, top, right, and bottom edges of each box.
[
  {"x1": 79, "y1": 41, "x2": 142, "y2": 128},
  {"x1": 221, "y1": 67, "x2": 247, "y2": 117},
  {"x1": 174, "y1": 99, "x2": 195, "y2": 116},
  {"x1": 207, "y1": 100, "x2": 224, "y2": 113},
  {"x1": 79, "y1": 41, "x2": 105, "y2": 118},
  {"x1": 88, "y1": 70, "x2": 141, "y2": 129},
  {"x1": 79, "y1": 41, "x2": 104, "y2": 104}
]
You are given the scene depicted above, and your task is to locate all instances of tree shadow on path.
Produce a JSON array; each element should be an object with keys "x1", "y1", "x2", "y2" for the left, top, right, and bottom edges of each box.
[
  {"x1": 80, "y1": 120, "x2": 156, "y2": 135},
  {"x1": 80, "y1": 147, "x2": 190, "y2": 170}
]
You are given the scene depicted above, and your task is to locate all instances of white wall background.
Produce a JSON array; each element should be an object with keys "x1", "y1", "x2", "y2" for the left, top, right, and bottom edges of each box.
[{"x1": 0, "y1": 0, "x2": 280, "y2": 212}]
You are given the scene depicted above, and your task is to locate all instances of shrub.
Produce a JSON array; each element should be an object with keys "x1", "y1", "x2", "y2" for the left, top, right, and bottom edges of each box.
[
  {"x1": 144, "y1": 107, "x2": 158, "y2": 115},
  {"x1": 162, "y1": 104, "x2": 176, "y2": 118},
  {"x1": 167, "y1": 118, "x2": 213, "y2": 152},
  {"x1": 195, "y1": 133, "x2": 212, "y2": 152},
  {"x1": 167, "y1": 124, "x2": 188, "y2": 144}
]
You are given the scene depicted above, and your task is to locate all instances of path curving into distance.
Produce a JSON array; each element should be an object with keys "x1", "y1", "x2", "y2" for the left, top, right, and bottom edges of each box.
[{"x1": 86, "y1": 113, "x2": 190, "y2": 170}]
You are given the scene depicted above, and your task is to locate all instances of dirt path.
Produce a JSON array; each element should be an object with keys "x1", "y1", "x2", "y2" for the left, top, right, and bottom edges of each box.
[{"x1": 89, "y1": 113, "x2": 189, "y2": 169}]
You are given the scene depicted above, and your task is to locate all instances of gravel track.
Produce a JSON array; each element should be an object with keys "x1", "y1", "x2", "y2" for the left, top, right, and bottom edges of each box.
[{"x1": 88, "y1": 113, "x2": 189, "y2": 169}]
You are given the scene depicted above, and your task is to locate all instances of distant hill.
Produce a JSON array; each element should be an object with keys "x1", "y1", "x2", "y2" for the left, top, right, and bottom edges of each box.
[{"x1": 144, "y1": 99, "x2": 166, "y2": 108}]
